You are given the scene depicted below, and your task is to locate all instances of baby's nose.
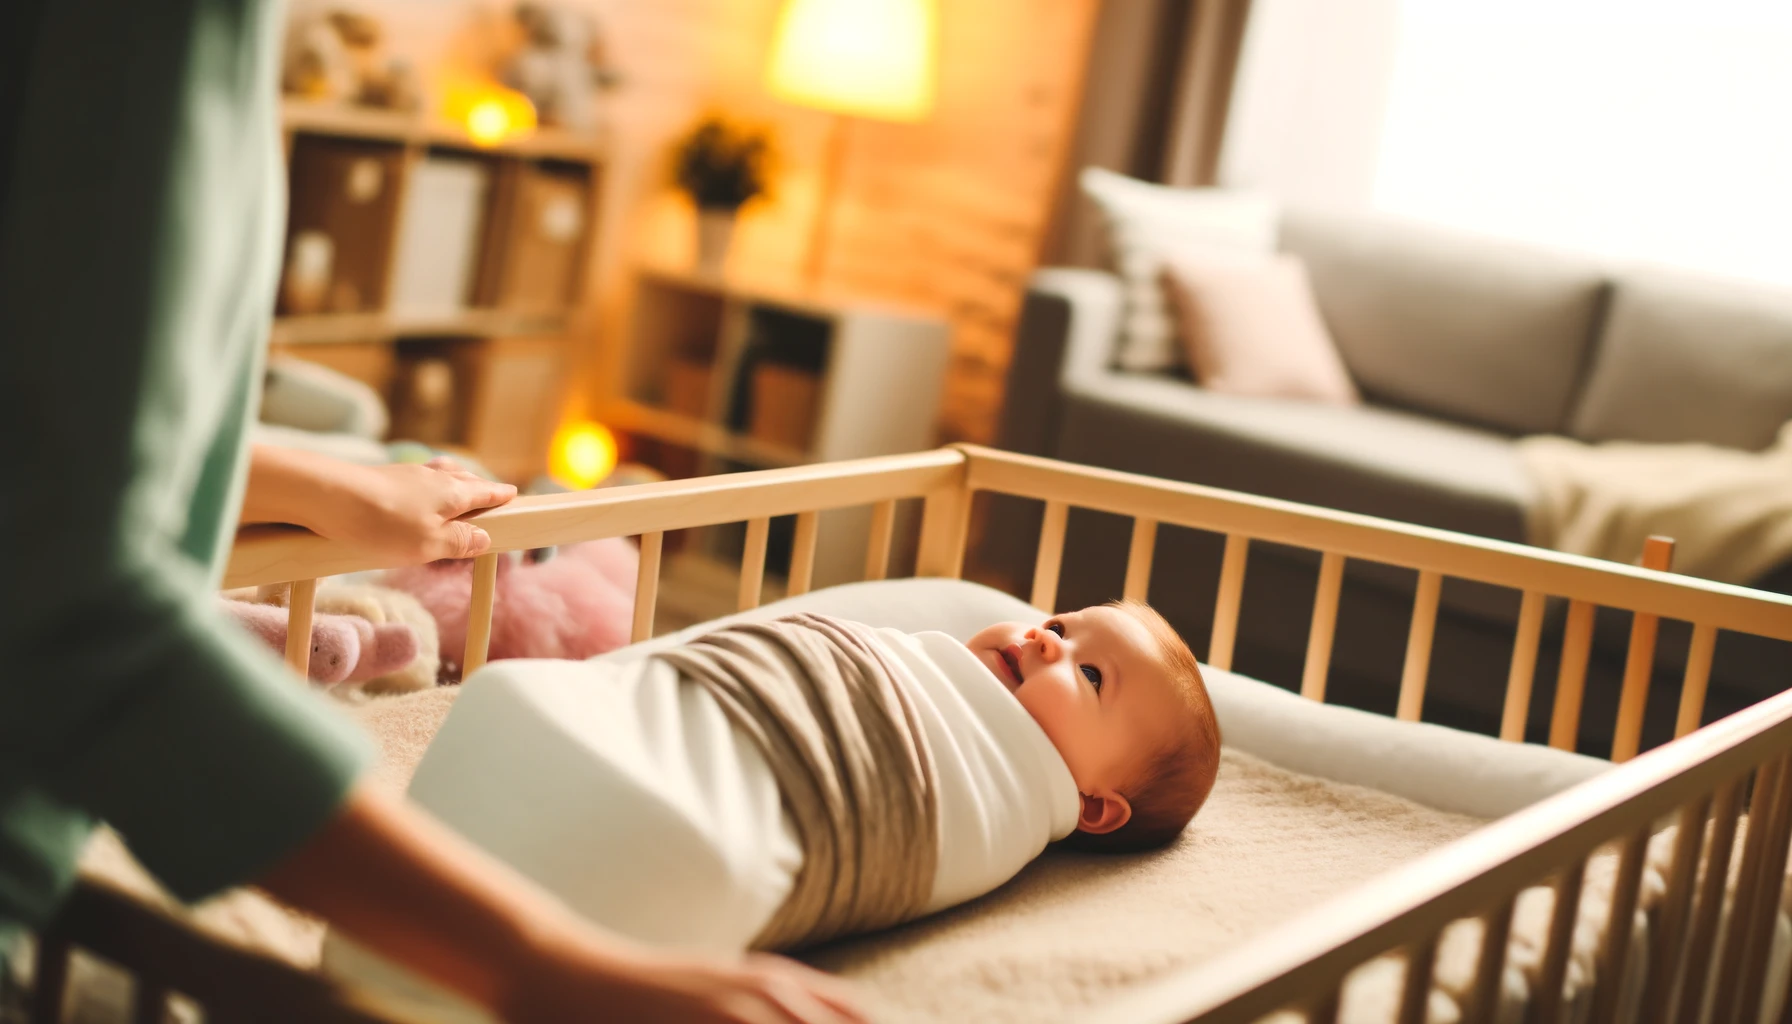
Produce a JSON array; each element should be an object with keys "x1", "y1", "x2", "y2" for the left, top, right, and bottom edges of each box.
[{"x1": 1029, "y1": 628, "x2": 1062, "y2": 660}]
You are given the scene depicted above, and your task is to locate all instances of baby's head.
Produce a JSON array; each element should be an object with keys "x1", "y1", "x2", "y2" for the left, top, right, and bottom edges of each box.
[{"x1": 966, "y1": 600, "x2": 1220, "y2": 852}]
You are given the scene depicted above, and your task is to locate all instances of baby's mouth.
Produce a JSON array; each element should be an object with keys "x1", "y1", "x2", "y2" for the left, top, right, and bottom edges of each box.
[{"x1": 998, "y1": 644, "x2": 1024, "y2": 690}]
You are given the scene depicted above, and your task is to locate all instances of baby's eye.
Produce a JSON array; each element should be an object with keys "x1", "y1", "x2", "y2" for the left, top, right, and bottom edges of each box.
[
  {"x1": 1045, "y1": 621, "x2": 1065, "y2": 637},
  {"x1": 1081, "y1": 665, "x2": 1103, "y2": 692}
]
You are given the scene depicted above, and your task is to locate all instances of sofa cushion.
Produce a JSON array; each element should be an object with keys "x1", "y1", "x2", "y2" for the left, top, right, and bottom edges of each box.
[
  {"x1": 1279, "y1": 211, "x2": 1608, "y2": 436},
  {"x1": 1569, "y1": 271, "x2": 1792, "y2": 451},
  {"x1": 1055, "y1": 372, "x2": 1533, "y2": 544}
]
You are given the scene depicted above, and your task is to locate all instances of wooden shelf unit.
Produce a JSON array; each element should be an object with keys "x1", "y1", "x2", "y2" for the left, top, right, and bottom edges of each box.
[
  {"x1": 606, "y1": 266, "x2": 950, "y2": 587},
  {"x1": 269, "y1": 99, "x2": 608, "y2": 483}
]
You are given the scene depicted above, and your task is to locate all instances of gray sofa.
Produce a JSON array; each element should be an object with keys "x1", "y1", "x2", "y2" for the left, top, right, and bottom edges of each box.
[{"x1": 981, "y1": 209, "x2": 1792, "y2": 755}]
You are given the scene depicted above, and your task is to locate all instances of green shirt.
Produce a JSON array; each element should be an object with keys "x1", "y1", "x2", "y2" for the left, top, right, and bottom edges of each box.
[{"x1": 0, "y1": 0, "x2": 371, "y2": 947}]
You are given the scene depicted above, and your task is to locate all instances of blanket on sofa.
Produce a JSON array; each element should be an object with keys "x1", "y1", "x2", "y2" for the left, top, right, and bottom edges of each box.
[{"x1": 1518, "y1": 420, "x2": 1792, "y2": 583}]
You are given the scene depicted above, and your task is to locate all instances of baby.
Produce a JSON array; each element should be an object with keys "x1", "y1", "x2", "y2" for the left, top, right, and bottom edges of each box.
[
  {"x1": 325, "y1": 597, "x2": 1223, "y2": 1012},
  {"x1": 966, "y1": 600, "x2": 1223, "y2": 852}
]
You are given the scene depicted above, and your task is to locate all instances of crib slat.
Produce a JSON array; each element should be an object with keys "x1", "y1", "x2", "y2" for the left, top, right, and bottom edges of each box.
[
  {"x1": 1548, "y1": 599, "x2": 1598, "y2": 751},
  {"x1": 787, "y1": 511, "x2": 819, "y2": 597},
  {"x1": 132, "y1": 981, "x2": 169, "y2": 1024},
  {"x1": 1713, "y1": 757, "x2": 1785, "y2": 1022},
  {"x1": 1208, "y1": 534, "x2": 1250, "y2": 672},
  {"x1": 1123, "y1": 517, "x2": 1158, "y2": 602},
  {"x1": 283, "y1": 578, "x2": 319, "y2": 677},
  {"x1": 863, "y1": 499, "x2": 896, "y2": 581},
  {"x1": 1638, "y1": 795, "x2": 1712, "y2": 1024},
  {"x1": 1736, "y1": 756, "x2": 1792, "y2": 1024},
  {"x1": 1673, "y1": 779, "x2": 1743, "y2": 1024},
  {"x1": 1396, "y1": 934, "x2": 1438, "y2": 1024},
  {"x1": 461, "y1": 554, "x2": 499, "y2": 678},
  {"x1": 1305, "y1": 985, "x2": 1341, "y2": 1024},
  {"x1": 1612, "y1": 537, "x2": 1676, "y2": 762},
  {"x1": 1301, "y1": 552, "x2": 1345, "y2": 702},
  {"x1": 28, "y1": 932, "x2": 69, "y2": 1024},
  {"x1": 631, "y1": 532, "x2": 663, "y2": 644},
  {"x1": 1397, "y1": 570, "x2": 1442, "y2": 722},
  {"x1": 1464, "y1": 894, "x2": 1516, "y2": 1024},
  {"x1": 1031, "y1": 500, "x2": 1069, "y2": 612},
  {"x1": 739, "y1": 517, "x2": 770, "y2": 611},
  {"x1": 916, "y1": 480, "x2": 970, "y2": 579},
  {"x1": 1588, "y1": 828, "x2": 1651, "y2": 1024},
  {"x1": 1676, "y1": 623, "x2": 1718, "y2": 738},
  {"x1": 1715, "y1": 756, "x2": 1790, "y2": 1024},
  {"x1": 1533, "y1": 858, "x2": 1587, "y2": 1024},
  {"x1": 1501, "y1": 590, "x2": 1546, "y2": 742}
]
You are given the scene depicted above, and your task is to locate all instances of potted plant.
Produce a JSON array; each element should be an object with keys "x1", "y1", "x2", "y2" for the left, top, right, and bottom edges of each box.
[{"x1": 673, "y1": 116, "x2": 771, "y2": 275}]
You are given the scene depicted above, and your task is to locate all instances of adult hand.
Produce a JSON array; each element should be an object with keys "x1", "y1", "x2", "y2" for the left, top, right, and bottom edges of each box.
[
  {"x1": 242, "y1": 446, "x2": 518, "y2": 563},
  {"x1": 326, "y1": 457, "x2": 518, "y2": 563},
  {"x1": 508, "y1": 945, "x2": 869, "y2": 1024}
]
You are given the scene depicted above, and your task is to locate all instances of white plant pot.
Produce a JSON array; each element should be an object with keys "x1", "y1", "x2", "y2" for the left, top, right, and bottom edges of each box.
[{"x1": 695, "y1": 209, "x2": 737, "y2": 276}]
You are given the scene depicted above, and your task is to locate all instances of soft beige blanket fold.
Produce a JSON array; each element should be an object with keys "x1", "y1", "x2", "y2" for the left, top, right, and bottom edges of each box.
[
  {"x1": 1518, "y1": 421, "x2": 1792, "y2": 583},
  {"x1": 657, "y1": 612, "x2": 941, "y2": 951}
]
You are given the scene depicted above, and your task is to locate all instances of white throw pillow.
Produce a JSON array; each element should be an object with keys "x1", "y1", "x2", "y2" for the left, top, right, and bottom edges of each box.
[{"x1": 1080, "y1": 167, "x2": 1279, "y2": 373}]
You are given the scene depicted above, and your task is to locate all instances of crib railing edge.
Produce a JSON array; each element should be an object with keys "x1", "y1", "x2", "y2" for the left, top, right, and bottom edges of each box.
[
  {"x1": 225, "y1": 448, "x2": 967, "y2": 590},
  {"x1": 953, "y1": 445, "x2": 1792, "y2": 643}
]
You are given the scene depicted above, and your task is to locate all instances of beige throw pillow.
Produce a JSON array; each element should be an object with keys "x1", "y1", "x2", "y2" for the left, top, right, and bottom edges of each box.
[{"x1": 1162, "y1": 252, "x2": 1360, "y2": 405}]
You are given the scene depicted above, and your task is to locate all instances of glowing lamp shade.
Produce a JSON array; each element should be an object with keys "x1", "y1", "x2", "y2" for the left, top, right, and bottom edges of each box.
[
  {"x1": 441, "y1": 80, "x2": 538, "y2": 148},
  {"x1": 765, "y1": 0, "x2": 937, "y2": 122},
  {"x1": 548, "y1": 421, "x2": 618, "y2": 490}
]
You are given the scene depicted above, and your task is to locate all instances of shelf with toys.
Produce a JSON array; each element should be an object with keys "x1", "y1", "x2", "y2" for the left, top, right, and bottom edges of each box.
[{"x1": 266, "y1": 4, "x2": 620, "y2": 485}]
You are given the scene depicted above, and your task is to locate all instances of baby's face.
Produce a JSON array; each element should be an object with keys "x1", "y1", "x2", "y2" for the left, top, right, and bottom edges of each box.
[{"x1": 965, "y1": 606, "x2": 1178, "y2": 804}]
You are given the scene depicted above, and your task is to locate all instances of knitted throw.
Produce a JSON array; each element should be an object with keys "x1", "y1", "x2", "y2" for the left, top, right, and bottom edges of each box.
[{"x1": 655, "y1": 613, "x2": 941, "y2": 951}]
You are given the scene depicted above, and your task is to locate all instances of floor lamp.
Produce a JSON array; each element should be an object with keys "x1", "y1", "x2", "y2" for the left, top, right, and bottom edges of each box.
[{"x1": 764, "y1": 0, "x2": 938, "y2": 286}]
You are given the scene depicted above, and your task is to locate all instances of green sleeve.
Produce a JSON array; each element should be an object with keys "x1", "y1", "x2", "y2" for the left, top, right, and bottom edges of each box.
[{"x1": 0, "y1": 0, "x2": 371, "y2": 919}]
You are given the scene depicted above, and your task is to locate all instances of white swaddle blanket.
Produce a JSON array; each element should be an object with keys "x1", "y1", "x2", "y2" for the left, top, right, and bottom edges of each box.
[{"x1": 323, "y1": 627, "x2": 1078, "y2": 1013}]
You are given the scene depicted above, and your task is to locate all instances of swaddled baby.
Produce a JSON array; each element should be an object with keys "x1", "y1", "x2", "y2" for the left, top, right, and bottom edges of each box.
[{"x1": 330, "y1": 600, "x2": 1220, "y2": 993}]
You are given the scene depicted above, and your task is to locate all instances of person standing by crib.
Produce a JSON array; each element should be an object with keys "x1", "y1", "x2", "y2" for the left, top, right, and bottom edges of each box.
[{"x1": 0, "y1": 2, "x2": 863, "y2": 1022}]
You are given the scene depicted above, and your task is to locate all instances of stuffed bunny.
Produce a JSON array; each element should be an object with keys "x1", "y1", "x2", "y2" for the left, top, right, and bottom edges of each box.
[{"x1": 222, "y1": 599, "x2": 420, "y2": 686}]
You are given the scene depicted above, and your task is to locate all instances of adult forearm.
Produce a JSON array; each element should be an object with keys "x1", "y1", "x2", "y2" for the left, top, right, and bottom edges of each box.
[
  {"x1": 255, "y1": 782, "x2": 629, "y2": 1015},
  {"x1": 240, "y1": 444, "x2": 358, "y2": 532}
]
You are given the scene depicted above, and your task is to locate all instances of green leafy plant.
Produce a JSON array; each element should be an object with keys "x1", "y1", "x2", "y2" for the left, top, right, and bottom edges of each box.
[{"x1": 674, "y1": 116, "x2": 772, "y2": 212}]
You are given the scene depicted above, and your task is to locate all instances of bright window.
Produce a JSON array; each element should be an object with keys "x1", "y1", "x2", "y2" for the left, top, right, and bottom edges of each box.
[{"x1": 1371, "y1": 0, "x2": 1792, "y2": 286}]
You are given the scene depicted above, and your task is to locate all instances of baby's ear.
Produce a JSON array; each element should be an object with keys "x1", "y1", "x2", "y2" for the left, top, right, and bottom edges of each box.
[{"x1": 1077, "y1": 790, "x2": 1131, "y2": 835}]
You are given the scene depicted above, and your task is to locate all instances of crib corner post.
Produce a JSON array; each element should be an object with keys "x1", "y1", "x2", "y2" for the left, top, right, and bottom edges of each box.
[{"x1": 916, "y1": 482, "x2": 971, "y2": 580}]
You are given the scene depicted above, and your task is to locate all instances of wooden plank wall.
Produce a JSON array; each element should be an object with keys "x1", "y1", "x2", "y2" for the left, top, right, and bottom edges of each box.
[{"x1": 304, "y1": 0, "x2": 1098, "y2": 445}]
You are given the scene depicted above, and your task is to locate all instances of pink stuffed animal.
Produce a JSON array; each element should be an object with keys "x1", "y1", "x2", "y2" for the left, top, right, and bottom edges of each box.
[
  {"x1": 223, "y1": 599, "x2": 421, "y2": 685},
  {"x1": 379, "y1": 538, "x2": 638, "y2": 682}
]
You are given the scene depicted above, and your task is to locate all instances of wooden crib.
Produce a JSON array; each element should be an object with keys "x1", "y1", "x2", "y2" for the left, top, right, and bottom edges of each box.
[{"x1": 25, "y1": 445, "x2": 1792, "y2": 1024}]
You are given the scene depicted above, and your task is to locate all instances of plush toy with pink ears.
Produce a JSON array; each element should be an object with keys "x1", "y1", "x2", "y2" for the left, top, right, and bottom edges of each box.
[{"x1": 222, "y1": 599, "x2": 420, "y2": 686}]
